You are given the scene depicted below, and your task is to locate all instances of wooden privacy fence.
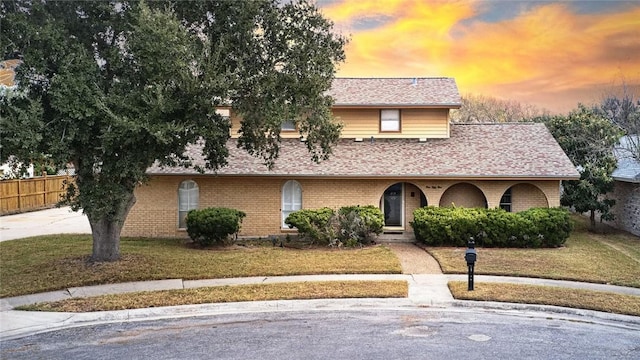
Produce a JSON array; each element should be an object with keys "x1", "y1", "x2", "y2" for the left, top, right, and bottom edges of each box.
[{"x1": 0, "y1": 175, "x2": 73, "y2": 215}]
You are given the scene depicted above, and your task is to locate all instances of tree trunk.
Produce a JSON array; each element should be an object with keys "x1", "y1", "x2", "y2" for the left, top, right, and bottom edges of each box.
[
  {"x1": 90, "y1": 219, "x2": 122, "y2": 262},
  {"x1": 88, "y1": 193, "x2": 136, "y2": 262},
  {"x1": 589, "y1": 210, "x2": 596, "y2": 231}
]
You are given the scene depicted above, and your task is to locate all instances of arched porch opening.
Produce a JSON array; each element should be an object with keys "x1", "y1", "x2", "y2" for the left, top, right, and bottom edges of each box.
[
  {"x1": 439, "y1": 182, "x2": 487, "y2": 208},
  {"x1": 500, "y1": 183, "x2": 549, "y2": 212},
  {"x1": 379, "y1": 182, "x2": 427, "y2": 229}
]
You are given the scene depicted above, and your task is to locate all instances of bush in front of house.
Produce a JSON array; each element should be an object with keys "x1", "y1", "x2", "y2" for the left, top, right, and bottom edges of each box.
[
  {"x1": 411, "y1": 206, "x2": 572, "y2": 248},
  {"x1": 285, "y1": 206, "x2": 384, "y2": 247},
  {"x1": 337, "y1": 205, "x2": 384, "y2": 246},
  {"x1": 518, "y1": 207, "x2": 573, "y2": 247},
  {"x1": 186, "y1": 207, "x2": 247, "y2": 247},
  {"x1": 284, "y1": 208, "x2": 336, "y2": 244}
]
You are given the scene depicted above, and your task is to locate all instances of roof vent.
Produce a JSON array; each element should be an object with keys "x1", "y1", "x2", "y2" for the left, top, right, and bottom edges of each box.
[{"x1": 411, "y1": 78, "x2": 418, "y2": 86}]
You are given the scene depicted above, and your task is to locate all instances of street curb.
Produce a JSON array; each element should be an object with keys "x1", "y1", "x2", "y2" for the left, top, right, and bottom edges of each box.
[
  {"x1": 448, "y1": 300, "x2": 640, "y2": 327},
  {"x1": 3, "y1": 297, "x2": 638, "y2": 342}
]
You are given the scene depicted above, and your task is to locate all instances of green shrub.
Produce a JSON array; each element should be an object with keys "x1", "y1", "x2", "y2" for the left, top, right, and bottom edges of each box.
[
  {"x1": 337, "y1": 205, "x2": 384, "y2": 246},
  {"x1": 285, "y1": 205, "x2": 384, "y2": 247},
  {"x1": 411, "y1": 206, "x2": 572, "y2": 248},
  {"x1": 186, "y1": 207, "x2": 246, "y2": 247},
  {"x1": 284, "y1": 208, "x2": 336, "y2": 244},
  {"x1": 519, "y1": 207, "x2": 573, "y2": 247}
]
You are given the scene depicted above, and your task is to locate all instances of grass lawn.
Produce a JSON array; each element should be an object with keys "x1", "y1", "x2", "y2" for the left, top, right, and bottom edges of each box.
[
  {"x1": 2, "y1": 214, "x2": 639, "y2": 314},
  {"x1": 18, "y1": 280, "x2": 408, "y2": 312},
  {"x1": 0, "y1": 235, "x2": 401, "y2": 298},
  {"x1": 449, "y1": 281, "x2": 640, "y2": 317},
  {"x1": 428, "y1": 216, "x2": 640, "y2": 288}
]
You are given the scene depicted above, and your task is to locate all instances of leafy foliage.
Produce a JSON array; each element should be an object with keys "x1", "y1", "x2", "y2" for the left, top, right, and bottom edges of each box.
[
  {"x1": 0, "y1": 0, "x2": 345, "y2": 261},
  {"x1": 411, "y1": 206, "x2": 572, "y2": 248},
  {"x1": 284, "y1": 207, "x2": 336, "y2": 244},
  {"x1": 186, "y1": 207, "x2": 246, "y2": 247},
  {"x1": 336, "y1": 206, "x2": 384, "y2": 246},
  {"x1": 285, "y1": 206, "x2": 384, "y2": 247},
  {"x1": 543, "y1": 105, "x2": 622, "y2": 229}
]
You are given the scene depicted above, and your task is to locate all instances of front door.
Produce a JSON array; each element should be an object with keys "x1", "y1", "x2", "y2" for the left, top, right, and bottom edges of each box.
[{"x1": 383, "y1": 183, "x2": 403, "y2": 228}]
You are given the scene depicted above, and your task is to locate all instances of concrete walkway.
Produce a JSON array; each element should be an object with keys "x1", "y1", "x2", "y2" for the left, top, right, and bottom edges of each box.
[{"x1": 1, "y1": 209, "x2": 639, "y2": 340}]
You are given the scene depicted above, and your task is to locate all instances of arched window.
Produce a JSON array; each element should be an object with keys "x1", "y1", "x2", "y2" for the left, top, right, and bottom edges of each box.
[
  {"x1": 282, "y1": 180, "x2": 302, "y2": 228},
  {"x1": 178, "y1": 180, "x2": 199, "y2": 229}
]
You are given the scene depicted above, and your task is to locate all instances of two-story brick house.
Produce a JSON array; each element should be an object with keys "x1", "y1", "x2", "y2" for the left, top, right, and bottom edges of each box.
[{"x1": 121, "y1": 78, "x2": 579, "y2": 239}]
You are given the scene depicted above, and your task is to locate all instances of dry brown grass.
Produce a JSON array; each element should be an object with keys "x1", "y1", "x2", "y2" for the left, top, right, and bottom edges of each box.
[
  {"x1": 17, "y1": 280, "x2": 408, "y2": 312},
  {"x1": 429, "y1": 216, "x2": 640, "y2": 287},
  {"x1": 448, "y1": 281, "x2": 640, "y2": 317},
  {"x1": 0, "y1": 236, "x2": 401, "y2": 298}
]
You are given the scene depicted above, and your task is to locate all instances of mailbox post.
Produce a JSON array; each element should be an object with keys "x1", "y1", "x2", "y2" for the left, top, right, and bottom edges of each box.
[{"x1": 465, "y1": 237, "x2": 477, "y2": 291}]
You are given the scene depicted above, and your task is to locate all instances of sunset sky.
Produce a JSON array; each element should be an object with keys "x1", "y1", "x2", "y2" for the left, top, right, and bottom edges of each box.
[{"x1": 317, "y1": 0, "x2": 640, "y2": 113}]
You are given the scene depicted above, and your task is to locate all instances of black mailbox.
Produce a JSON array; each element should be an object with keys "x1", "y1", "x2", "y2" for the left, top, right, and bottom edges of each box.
[
  {"x1": 465, "y1": 237, "x2": 477, "y2": 291},
  {"x1": 465, "y1": 238, "x2": 477, "y2": 265},
  {"x1": 465, "y1": 249, "x2": 477, "y2": 265}
]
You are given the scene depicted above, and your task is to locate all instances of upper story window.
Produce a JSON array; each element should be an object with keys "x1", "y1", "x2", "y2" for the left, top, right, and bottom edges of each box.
[
  {"x1": 380, "y1": 109, "x2": 400, "y2": 132},
  {"x1": 178, "y1": 180, "x2": 199, "y2": 229},
  {"x1": 281, "y1": 120, "x2": 296, "y2": 132}
]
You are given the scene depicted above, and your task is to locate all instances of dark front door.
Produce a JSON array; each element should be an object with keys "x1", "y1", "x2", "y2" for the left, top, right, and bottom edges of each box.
[{"x1": 383, "y1": 183, "x2": 403, "y2": 227}]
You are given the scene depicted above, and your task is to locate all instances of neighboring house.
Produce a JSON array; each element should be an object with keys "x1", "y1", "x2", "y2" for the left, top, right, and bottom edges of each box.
[
  {"x1": 121, "y1": 78, "x2": 579, "y2": 239},
  {"x1": 609, "y1": 135, "x2": 640, "y2": 236}
]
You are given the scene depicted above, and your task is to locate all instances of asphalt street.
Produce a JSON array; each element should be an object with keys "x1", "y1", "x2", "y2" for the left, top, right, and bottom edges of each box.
[{"x1": 1, "y1": 309, "x2": 639, "y2": 360}]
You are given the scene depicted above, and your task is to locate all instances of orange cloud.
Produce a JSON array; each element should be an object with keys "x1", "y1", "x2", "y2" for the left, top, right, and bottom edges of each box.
[{"x1": 319, "y1": 0, "x2": 640, "y2": 112}]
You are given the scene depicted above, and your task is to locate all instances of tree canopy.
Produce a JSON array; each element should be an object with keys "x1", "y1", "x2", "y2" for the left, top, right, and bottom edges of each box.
[
  {"x1": 0, "y1": 0, "x2": 346, "y2": 261},
  {"x1": 450, "y1": 93, "x2": 548, "y2": 123},
  {"x1": 544, "y1": 105, "x2": 622, "y2": 230},
  {"x1": 594, "y1": 81, "x2": 640, "y2": 161}
]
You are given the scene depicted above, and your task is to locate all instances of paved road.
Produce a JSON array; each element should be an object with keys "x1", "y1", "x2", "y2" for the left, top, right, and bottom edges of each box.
[
  {"x1": 1, "y1": 309, "x2": 639, "y2": 360},
  {"x1": 0, "y1": 207, "x2": 91, "y2": 241}
]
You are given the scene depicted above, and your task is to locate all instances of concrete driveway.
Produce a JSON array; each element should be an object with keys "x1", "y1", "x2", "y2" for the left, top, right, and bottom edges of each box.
[{"x1": 0, "y1": 207, "x2": 91, "y2": 241}]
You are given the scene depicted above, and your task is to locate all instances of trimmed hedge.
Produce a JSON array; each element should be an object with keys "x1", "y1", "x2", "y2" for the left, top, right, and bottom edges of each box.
[
  {"x1": 285, "y1": 206, "x2": 384, "y2": 247},
  {"x1": 186, "y1": 207, "x2": 246, "y2": 247},
  {"x1": 284, "y1": 207, "x2": 336, "y2": 244},
  {"x1": 411, "y1": 206, "x2": 572, "y2": 248}
]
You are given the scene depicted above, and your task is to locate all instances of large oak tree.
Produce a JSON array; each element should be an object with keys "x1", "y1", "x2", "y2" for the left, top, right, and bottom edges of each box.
[{"x1": 0, "y1": 0, "x2": 345, "y2": 261}]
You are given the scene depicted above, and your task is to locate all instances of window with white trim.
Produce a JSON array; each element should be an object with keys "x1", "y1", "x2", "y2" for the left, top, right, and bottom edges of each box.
[
  {"x1": 178, "y1": 180, "x2": 199, "y2": 229},
  {"x1": 380, "y1": 109, "x2": 400, "y2": 132},
  {"x1": 282, "y1": 180, "x2": 302, "y2": 228}
]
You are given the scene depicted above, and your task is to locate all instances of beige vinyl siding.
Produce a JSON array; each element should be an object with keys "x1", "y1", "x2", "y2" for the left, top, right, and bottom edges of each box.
[
  {"x1": 334, "y1": 108, "x2": 449, "y2": 139},
  {"x1": 229, "y1": 108, "x2": 450, "y2": 139}
]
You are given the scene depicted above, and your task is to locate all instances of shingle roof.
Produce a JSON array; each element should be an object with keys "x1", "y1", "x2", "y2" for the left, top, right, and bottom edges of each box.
[
  {"x1": 327, "y1": 78, "x2": 461, "y2": 107},
  {"x1": 612, "y1": 135, "x2": 640, "y2": 183},
  {"x1": 149, "y1": 123, "x2": 579, "y2": 179}
]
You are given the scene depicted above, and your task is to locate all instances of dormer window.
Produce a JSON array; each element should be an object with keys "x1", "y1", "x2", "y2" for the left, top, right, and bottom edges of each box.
[
  {"x1": 380, "y1": 109, "x2": 400, "y2": 132},
  {"x1": 281, "y1": 120, "x2": 296, "y2": 131}
]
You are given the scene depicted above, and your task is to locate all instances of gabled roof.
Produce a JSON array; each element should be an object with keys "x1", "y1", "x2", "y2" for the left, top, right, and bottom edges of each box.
[
  {"x1": 149, "y1": 123, "x2": 578, "y2": 179},
  {"x1": 612, "y1": 135, "x2": 640, "y2": 183},
  {"x1": 327, "y1": 78, "x2": 461, "y2": 108}
]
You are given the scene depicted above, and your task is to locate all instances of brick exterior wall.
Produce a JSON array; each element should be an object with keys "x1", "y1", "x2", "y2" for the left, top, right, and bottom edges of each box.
[
  {"x1": 610, "y1": 181, "x2": 640, "y2": 236},
  {"x1": 122, "y1": 176, "x2": 562, "y2": 238}
]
